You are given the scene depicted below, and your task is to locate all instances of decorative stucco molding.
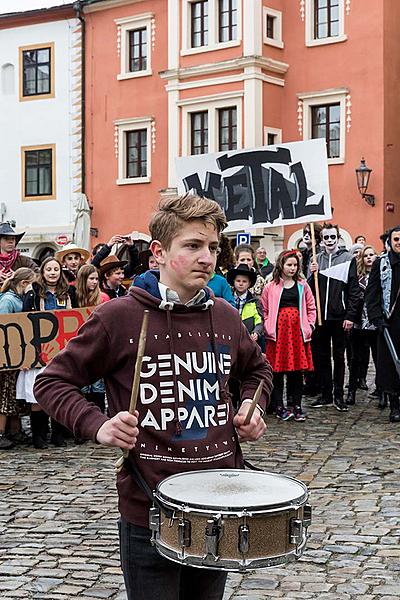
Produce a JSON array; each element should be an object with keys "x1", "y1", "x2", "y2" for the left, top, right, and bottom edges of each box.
[
  {"x1": 70, "y1": 22, "x2": 83, "y2": 201},
  {"x1": 297, "y1": 100, "x2": 303, "y2": 136},
  {"x1": 346, "y1": 93, "x2": 352, "y2": 132},
  {"x1": 300, "y1": 0, "x2": 305, "y2": 21},
  {"x1": 116, "y1": 24, "x2": 121, "y2": 56},
  {"x1": 346, "y1": 0, "x2": 351, "y2": 15}
]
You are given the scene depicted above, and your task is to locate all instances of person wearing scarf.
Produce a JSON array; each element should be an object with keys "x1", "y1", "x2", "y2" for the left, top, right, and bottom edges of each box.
[{"x1": 0, "y1": 223, "x2": 39, "y2": 283}]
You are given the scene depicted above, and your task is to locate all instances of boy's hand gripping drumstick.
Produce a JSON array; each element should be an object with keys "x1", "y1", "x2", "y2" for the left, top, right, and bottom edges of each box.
[
  {"x1": 243, "y1": 380, "x2": 264, "y2": 426},
  {"x1": 115, "y1": 310, "x2": 149, "y2": 472}
]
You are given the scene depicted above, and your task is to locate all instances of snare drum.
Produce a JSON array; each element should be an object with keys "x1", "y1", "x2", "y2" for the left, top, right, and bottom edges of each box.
[{"x1": 150, "y1": 469, "x2": 311, "y2": 572}]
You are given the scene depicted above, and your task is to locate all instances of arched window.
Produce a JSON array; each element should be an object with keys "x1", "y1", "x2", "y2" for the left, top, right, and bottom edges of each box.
[{"x1": 1, "y1": 63, "x2": 15, "y2": 95}]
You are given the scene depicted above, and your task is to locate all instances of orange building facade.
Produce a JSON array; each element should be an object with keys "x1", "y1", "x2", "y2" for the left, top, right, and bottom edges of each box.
[{"x1": 83, "y1": 0, "x2": 400, "y2": 253}]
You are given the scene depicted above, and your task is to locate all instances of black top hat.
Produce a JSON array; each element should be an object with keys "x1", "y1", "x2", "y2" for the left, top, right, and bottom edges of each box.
[
  {"x1": 0, "y1": 222, "x2": 25, "y2": 244},
  {"x1": 226, "y1": 264, "x2": 258, "y2": 287}
]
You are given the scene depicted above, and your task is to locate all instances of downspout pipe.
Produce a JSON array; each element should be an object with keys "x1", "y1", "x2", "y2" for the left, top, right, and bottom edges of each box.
[{"x1": 73, "y1": 1, "x2": 86, "y2": 195}]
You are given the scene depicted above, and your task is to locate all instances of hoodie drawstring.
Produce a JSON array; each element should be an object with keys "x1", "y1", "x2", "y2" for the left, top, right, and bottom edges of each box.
[{"x1": 166, "y1": 309, "x2": 182, "y2": 436}]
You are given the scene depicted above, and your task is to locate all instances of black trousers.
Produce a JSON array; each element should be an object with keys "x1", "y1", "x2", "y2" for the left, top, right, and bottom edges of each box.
[
  {"x1": 348, "y1": 329, "x2": 378, "y2": 391},
  {"x1": 313, "y1": 320, "x2": 346, "y2": 398},
  {"x1": 271, "y1": 372, "x2": 304, "y2": 407},
  {"x1": 119, "y1": 519, "x2": 227, "y2": 600}
]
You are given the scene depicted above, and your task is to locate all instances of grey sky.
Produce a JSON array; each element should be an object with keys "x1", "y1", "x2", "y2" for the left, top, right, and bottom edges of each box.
[{"x1": 0, "y1": 0, "x2": 72, "y2": 16}]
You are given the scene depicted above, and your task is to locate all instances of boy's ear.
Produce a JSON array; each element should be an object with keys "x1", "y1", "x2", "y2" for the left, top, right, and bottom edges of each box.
[{"x1": 151, "y1": 240, "x2": 165, "y2": 265}]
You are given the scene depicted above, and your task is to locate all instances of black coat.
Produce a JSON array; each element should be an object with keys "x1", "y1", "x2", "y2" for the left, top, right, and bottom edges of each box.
[{"x1": 365, "y1": 252, "x2": 400, "y2": 393}]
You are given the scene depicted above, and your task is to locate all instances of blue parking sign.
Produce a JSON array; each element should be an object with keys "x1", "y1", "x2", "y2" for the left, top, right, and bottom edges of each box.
[{"x1": 236, "y1": 233, "x2": 251, "y2": 245}]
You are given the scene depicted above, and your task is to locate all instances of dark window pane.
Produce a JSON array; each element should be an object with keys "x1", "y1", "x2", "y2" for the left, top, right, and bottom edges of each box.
[
  {"x1": 129, "y1": 28, "x2": 147, "y2": 72},
  {"x1": 311, "y1": 103, "x2": 340, "y2": 158},
  {"x1": 191, "y1": 111, "x2": 208, "y2": 154},
  {"x1": 267, "y1": 133, "x2": 276, "y2": 146},
  {"x1": 126, "y1": 130, "x2": 147, "y2": 178},
  {"x1": 37, "y1": 48, "x2": 50, "y2": 62},
  {"x1": 218, "y1": 0, "x2": 237, "y2": 43},
  {"x1": 266, "y1": 15, "x2": 275, "y2": 39},
  {"x1": 218, "y1": 107, "x2": 237, "y2": 151},
  {"x1": 314, "y1": 0, "x2": 340, "y2": 39},
  {"x1": 25, "y1": 148, "x2": 53, "y2": 196},
  {"x1": 191, "y1": 1, "x2": 208, "y2": 47},
  {"x1": 22, "y1": 46, "x2": 51, "y2": 96}
]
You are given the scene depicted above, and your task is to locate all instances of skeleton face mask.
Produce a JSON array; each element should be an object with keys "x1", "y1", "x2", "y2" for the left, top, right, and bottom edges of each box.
[{"x1": 322, "y1": 230, "x2": 339, "y2": 254}]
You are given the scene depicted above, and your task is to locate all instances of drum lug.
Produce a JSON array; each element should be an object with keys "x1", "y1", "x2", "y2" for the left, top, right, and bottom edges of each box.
[
  {"x1": 303, "y1": 504, "x2": 312, "y2": 528},
  {"x1": 178, "y1": 518, "x2": 191, "y2": 548},
  {"x1": 149, "y1": 506, "x2": 160, "y2": 536},
  {"x1": 290, "y1": 518, "x2": 303, "y2": 545},
  {"x1": 238, "y1": 524, "x2": 249, "y2": 554},
  {"x1": 204, "y1": 517, "x2": 222, "y2": 560}
]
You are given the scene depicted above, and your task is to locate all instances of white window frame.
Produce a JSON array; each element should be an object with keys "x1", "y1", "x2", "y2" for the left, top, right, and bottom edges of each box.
[
  {"x1": 264, "y1": 127, "x2": 282, "y2": 146},
  {"x1": 181, "y1": 0, "x2": 241, "y2": 56},
  {"x1": 115, "y1": 13, "x2": 153, "y2": 80},
  {"x1": 263, "y1": 7, "x2": 284, "y2": 49},
  {"x1": 300, "y1": 89, "x2": 347, "y2": 165},
  {"x1": 305, "y1": 0, "x2": 346, "y2": 47},
  {"x1": 179, "y1": 92, "x2": 243, "y2": 156},
  {"x1": 115, "y1": 117, "x2": 152, "y2": 184}
]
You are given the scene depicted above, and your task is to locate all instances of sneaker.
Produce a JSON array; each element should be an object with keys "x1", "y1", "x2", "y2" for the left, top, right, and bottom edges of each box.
[
  {"x1": 333, "y1": 397, "x2": 348, "y2": 412},
  {"x1": 276, "y1": 407, "x2": 294, "y2": 421},
  {"x1": 293, "y1": 406, "x2": 306, "y2": 422},
  {"x1": 310, "y1": 396, "x2": 333, "y2": 408},
  {"x1": 0, "y1": 433, "x2": 14, "y2": 449}
]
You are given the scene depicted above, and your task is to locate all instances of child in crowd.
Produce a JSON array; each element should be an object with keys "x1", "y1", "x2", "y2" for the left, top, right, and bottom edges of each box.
[
  {"x1": 261, "y1": 250, "x2": 316, "y2": 421},
  {"x1": 227, "y1": 263, "x2": 265, "y2": 408},
  {"x1": 99, "y1": 255, "x2": 128, "y2": 299},
  {"x1": 55, "y1": 242, "x2": 90, "y2": 284},
  {"x1": 0, "y1": 268, "x2": 36, "y2": 449},
  {"x1": 227, "y1": 264, "x2": 264, "y2": 343},
  {"x1": 234, "y1": 244, "x2": 265, "y2": 296},
  {"x1": 17, "y1": 257, "x2": 76, "y2": 448},
  {"x1": 76, "y1": 264, "x2": 109, "y2": 416}
]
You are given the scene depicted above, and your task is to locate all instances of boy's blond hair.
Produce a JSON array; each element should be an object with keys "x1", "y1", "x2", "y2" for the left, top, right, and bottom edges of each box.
[{"x1": 149, "y1": 193, "x2": 227, "y2": 250}]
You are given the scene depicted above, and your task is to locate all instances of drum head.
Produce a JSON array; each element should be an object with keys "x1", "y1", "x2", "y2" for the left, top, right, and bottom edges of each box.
[{"x1": 156, "y1": 470, "x2": 307, "y2": 511}]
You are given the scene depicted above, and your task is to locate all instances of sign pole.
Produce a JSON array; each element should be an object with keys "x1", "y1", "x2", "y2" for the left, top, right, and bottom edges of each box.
[{"x1": 310, "y1": 222, "x2": 322, "y2": 326}]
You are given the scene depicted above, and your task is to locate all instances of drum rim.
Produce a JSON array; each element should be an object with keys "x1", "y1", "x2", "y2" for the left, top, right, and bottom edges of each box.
[{"x1": 155, "y1": 469, "x2": 308, "y2": 511}]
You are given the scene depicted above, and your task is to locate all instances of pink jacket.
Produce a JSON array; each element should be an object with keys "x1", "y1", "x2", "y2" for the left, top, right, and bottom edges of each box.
[{"x1": 261, "y1": 279, "x2": 316, "y2": 342}]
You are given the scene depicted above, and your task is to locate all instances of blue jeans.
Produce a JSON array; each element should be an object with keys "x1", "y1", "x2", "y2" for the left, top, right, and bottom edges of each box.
[{"x1": 118, "y1": 518, "x2": 227, "y2": 600}]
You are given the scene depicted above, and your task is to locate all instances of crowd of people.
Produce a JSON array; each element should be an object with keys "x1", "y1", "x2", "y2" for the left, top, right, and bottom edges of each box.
[
  {"x1": 0, "y1": 214, "x2": 399, "y2": 454},
  {"x1": 0, "y1": 193, "x2": 399, "y2": 600}
]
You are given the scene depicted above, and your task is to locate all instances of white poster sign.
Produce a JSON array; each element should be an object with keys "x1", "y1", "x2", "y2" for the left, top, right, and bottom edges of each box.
[{"x1": 176, "y1": 138, "x2": 331, "y2": 230}]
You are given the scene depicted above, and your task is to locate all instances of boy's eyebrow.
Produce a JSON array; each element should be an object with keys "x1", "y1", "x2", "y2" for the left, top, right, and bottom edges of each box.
[{"x1": 182, "y1": 237, "x2": 219, "y2": 245}]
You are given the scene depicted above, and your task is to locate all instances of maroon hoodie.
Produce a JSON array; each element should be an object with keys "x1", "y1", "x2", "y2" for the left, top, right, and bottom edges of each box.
[{"x1": 34, "y1": 286, "x2": 273, "y2": 527}]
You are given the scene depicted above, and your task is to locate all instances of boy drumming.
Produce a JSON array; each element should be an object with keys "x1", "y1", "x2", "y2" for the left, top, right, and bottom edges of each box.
[{"x1": 35, "y1": 193, "x2": 272, "y2": 600}]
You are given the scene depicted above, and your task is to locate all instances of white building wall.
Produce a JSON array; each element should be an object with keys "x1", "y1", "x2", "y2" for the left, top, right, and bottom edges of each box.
[{"x1": 0, "y1": 17, "x2": 82, "y2": 257}]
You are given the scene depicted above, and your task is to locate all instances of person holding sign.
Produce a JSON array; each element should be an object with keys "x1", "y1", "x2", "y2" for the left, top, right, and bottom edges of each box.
[
  {"x1": 0, "y1": 268, "x2": 36, "y2": 449},
  {"x1": 309, "y1": 223, "x2": 362, "y2": 412},
  {"x1": 34, "y1": 193, "x2": 272, "y2": 600},
  {"x1": 17, "y1": 257, "x2": 76, "y2": 448}
]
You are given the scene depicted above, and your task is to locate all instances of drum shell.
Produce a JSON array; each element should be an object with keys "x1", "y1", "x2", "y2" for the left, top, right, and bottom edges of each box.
[{"x1": 158, "y1": 505, "x2": 305, "y2": 561}]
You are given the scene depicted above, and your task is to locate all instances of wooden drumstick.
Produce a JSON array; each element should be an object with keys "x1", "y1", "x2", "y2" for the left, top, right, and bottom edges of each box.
[
  {"x1": 115, "y1": 309, "x2": 149, "y2": 472},
  {"x1": 243, "y1": 380, "x2": 264, "y2": 426}
]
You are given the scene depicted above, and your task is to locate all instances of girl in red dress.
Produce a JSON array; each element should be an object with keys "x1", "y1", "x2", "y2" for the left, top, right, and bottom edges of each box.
[{"x1": 261, "y1": 250, "x2": 316, "y2": 421}]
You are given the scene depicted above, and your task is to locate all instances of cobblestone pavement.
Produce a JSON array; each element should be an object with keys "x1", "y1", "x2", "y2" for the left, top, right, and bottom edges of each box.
[{"x1": 1, "y1": 380, "x2": 400, "y2": 599}]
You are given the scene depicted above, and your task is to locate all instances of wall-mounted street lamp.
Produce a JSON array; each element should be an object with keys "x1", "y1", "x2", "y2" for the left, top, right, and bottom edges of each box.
[{"x1": 355, "y1": 158, "x2": 375, "y2": 207}]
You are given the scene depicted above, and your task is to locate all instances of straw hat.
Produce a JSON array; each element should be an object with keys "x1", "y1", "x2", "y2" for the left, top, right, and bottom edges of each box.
[
  {"x1": 98, "y1": 255, "x2": 127, "y2": 276},
  {"x1": 55, "y1": 243, "x2": 90, "y2": 263}
]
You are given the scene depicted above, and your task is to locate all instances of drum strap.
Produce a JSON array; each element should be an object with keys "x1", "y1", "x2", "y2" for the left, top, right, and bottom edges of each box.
[
  {"x1": 243, "y1": 459, "x2": 264, "y2": 472},
  {"x1": 123, "y1": 458, "x2": 174, "y2": 518}
]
